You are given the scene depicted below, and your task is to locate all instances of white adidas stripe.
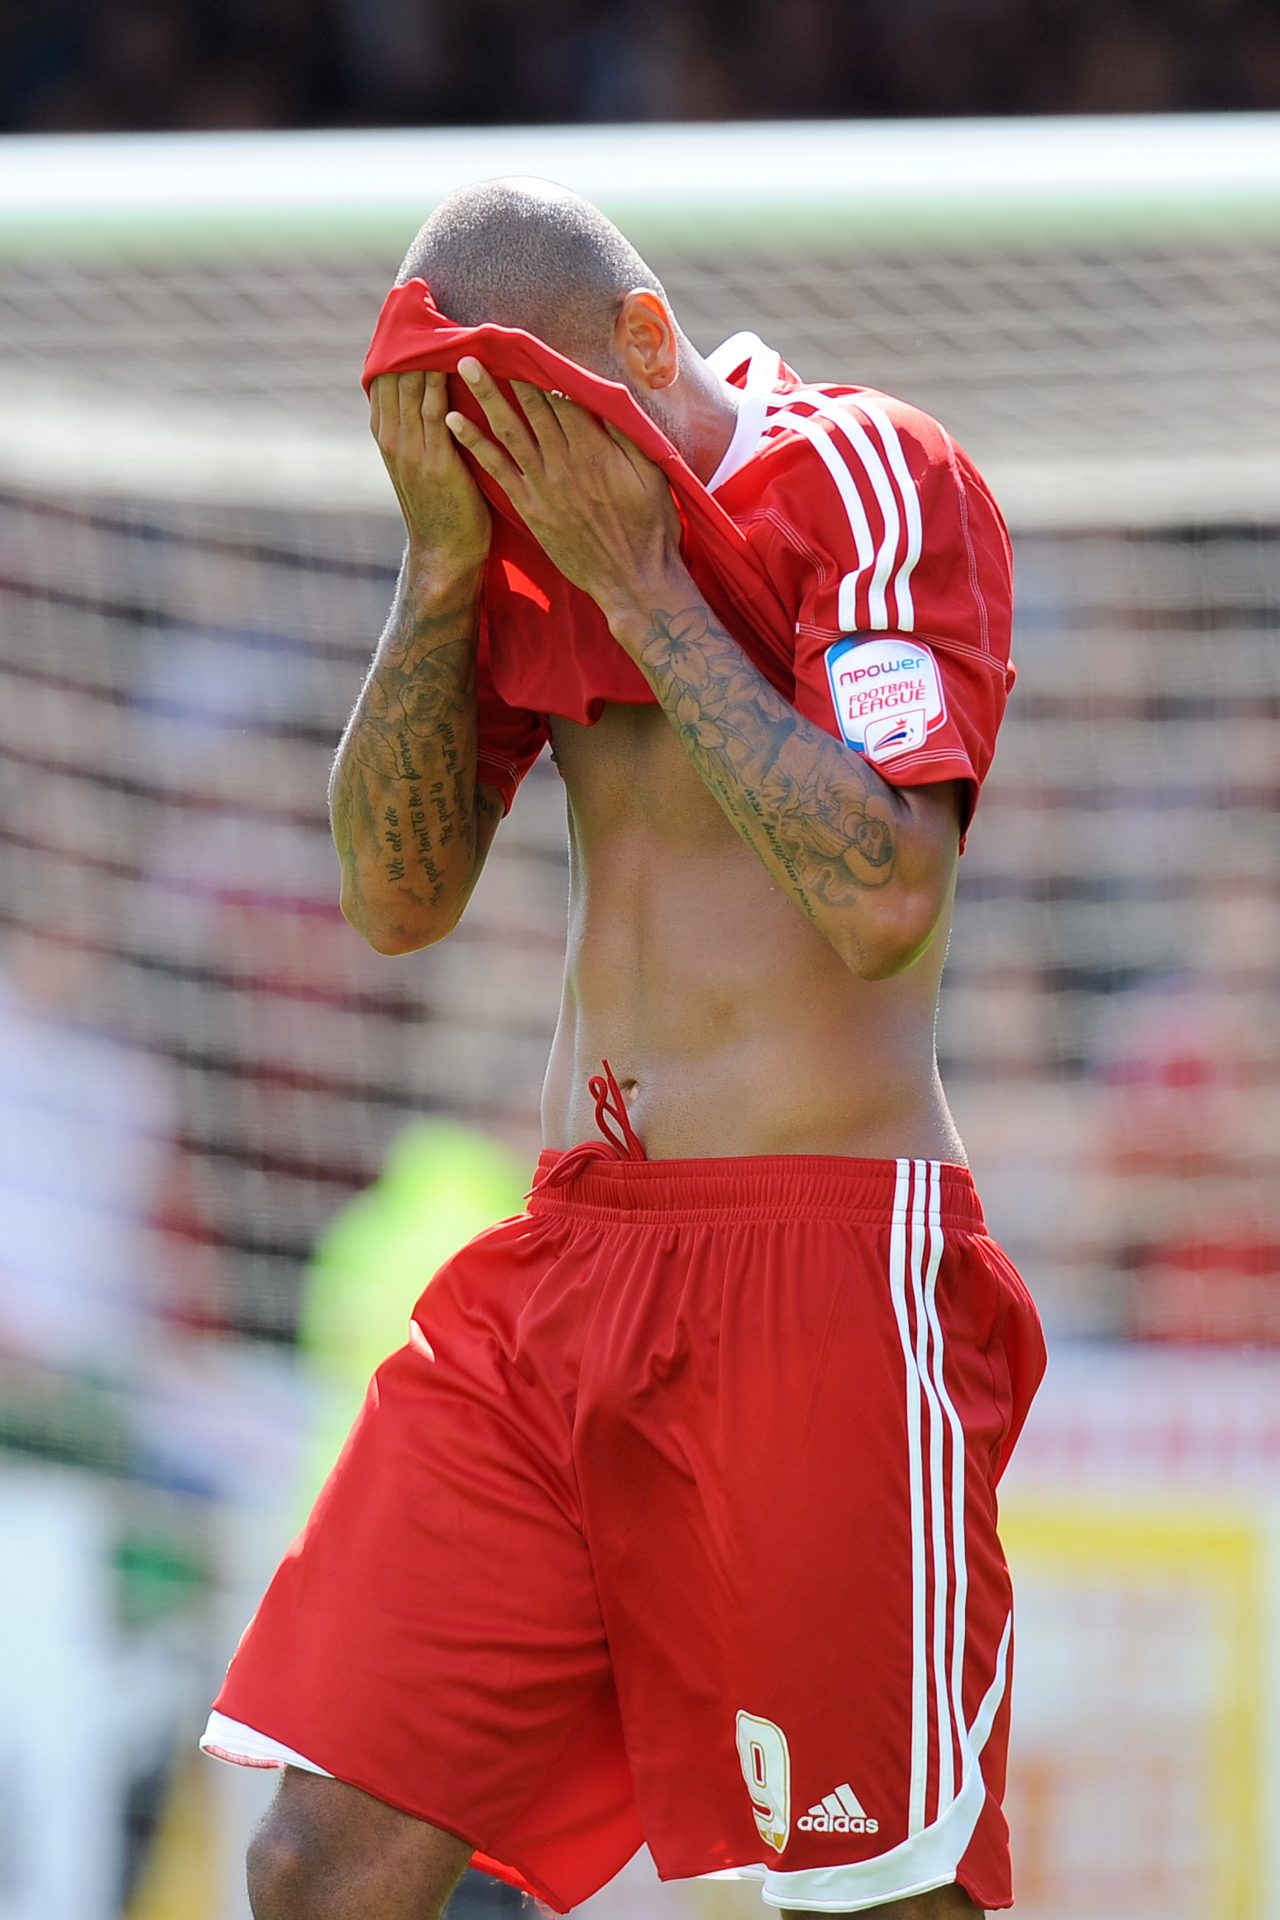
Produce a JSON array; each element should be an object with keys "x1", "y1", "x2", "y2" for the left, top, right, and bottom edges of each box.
[
  {"x1": 889, "y1": 1159, "x2": 965, "y2": 1835},
  {"x1": 764, "y1": 1619, "x2": 1013, "y2": 1910},
  {"x1": 887, "y1": 1160, "x2": 928, "y2": 1835},
  {"x1": 911, "y1": 1161, "x2": 954, "y2": 1813},
  {"x1": 814, "y1": 391, "x2": 924, "y2": 631},
  {"x1": 772, "y1": 395, "x2": 923, "y2": 635},
  {"x1": 795, "y1": 396, "x2": 903, "y2": 630},
  {"x1": 766, "y1": 409, "x2": 875, "y2": 626},
  {"x1": 922, "y1": 1158, "x2": 970, "y2": 1803}
]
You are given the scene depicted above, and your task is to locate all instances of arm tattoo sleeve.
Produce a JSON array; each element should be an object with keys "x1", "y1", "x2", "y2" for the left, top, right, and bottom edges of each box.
[
  {"x1": 329, "y1": 572, "x2": 483, "y2": 940},
  {"x1": 635, "y1": 604, "x2": 901, "y2": 928}
]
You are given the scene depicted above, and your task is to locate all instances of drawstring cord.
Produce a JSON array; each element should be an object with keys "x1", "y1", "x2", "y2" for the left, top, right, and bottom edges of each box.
[
  {"x1": 531, "y1": 1059, "x2": 647, "y2": 1192},
  {"x1": 588, "y1": 1058, "x2": 647, "y2": 1159}
]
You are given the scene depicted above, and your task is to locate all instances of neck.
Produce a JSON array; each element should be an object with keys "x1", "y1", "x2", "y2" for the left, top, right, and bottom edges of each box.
[{"x1": 677, "y1": 355, "x2": 741, "y2": 484}]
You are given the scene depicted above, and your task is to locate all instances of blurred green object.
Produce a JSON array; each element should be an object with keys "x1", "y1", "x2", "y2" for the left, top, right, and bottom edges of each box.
[
  {"x1": 296, "y1": 1120, "x2": 526, "y2": 1509},
  {"x1": 113, "y1": 1521, "x2": 209, "y2": 1628}
]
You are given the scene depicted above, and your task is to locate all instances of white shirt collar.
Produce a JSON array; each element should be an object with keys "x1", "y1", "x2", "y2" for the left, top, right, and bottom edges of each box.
[{"x1": 703, "y1": 331, "x2": 782, "y2": 494}]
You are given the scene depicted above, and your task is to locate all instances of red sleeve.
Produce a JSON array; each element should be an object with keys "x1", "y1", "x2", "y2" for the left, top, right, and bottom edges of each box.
[
  {"x1": 773, "y1": 391, "x2": 1014, "y2": 838},
  {"x1": 474, "y1": 606, "x2": 549, "y2": 815}
]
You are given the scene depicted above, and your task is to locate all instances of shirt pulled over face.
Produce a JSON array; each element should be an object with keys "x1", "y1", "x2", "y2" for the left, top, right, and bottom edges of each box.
[{"x1": 362, "y1": 281, "x2": 1014, "y2": 839}]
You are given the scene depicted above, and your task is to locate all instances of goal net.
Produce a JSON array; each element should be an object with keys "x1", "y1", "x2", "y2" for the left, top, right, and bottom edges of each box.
[
  {"x1": 1, "y1": 115, "x2": 1278, "y2": 1920},
  {"x1": 3, "y1": 115, "x2": 1276, "y2": 1347}
]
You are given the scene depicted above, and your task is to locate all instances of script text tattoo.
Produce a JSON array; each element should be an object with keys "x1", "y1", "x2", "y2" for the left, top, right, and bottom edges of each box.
[{"x1": 330, "y1": 623, "x2": 474, "y2": 915}]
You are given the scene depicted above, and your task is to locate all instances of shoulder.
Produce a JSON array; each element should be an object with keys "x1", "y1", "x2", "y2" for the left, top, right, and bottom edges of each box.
[
  {"x1": 721, "y1": 381, "x2": 1007, "y2": 602},
  {"x1": 737, "y1": 381, "x2": 1000, "y2": 534},
  {"x1": 720, "y1": 376, "x2": 1013, "y2": 664}
]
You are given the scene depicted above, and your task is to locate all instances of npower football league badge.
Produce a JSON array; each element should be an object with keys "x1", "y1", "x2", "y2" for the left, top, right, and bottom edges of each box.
[{"x1": 824, "y1": 636, "x2": 946, "y2": 764}]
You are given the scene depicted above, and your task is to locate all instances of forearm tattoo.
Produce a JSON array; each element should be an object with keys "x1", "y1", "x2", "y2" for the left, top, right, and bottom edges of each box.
[
  {"x1": 637, "y1": 605, "x2": 898, "y2": 925},
  {"x1": 329, "y1": 594, "x2": 479, "y2": 927}
]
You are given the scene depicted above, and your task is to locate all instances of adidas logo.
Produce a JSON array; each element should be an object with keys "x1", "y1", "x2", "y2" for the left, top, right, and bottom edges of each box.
[{"x1": 797, "y1": 1783, "x2": 879, "y2": 1835}]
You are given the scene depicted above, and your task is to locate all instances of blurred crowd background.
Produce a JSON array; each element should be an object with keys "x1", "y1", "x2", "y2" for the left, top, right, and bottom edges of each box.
[{"x1": 5, "y1": 0, "x2": 1280, "y2": 133}]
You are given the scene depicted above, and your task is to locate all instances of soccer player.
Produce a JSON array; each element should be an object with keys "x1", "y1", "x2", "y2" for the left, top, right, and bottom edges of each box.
[{"x1": 202, "y1": 179, "x2": 1045, "y2": 1920}]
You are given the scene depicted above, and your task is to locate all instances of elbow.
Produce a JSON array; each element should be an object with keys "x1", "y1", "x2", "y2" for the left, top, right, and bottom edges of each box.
[
  {"x1": 358, "y1": 921, "x2": 442, "y2": 957},
  {"x1": 838, "y1": 888, "x2": 944, "y2": 982},
  {"x1": 349, "y1": 914, "x2": 456, "y2": 957},
  {"x1": 829, "y1": 792, "x2": 960, "y2": 981},
  {"x1": 338, "y1": 885, "x2": 459, "y2": 956}
]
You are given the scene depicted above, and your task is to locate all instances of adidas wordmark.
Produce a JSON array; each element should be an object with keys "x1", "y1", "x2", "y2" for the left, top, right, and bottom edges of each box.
[{"x1": 797, "y1": 1783, "x2": 879, "y2": 1835}]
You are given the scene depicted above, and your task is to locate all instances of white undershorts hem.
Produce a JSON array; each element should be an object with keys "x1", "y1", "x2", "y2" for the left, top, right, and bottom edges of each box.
[{"x1": 199, "y1": 1710, "x2": 332, "y2": 1778}]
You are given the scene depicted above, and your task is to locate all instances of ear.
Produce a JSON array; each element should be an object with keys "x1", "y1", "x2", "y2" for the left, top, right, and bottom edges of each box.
[{"x1": 613, "y1": 288, "x2": 679, "y2": 392}]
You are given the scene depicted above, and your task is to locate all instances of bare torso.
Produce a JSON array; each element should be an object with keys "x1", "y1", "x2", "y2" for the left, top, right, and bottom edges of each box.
[{"x1": 542, "y1": 703, "x2": 966, "y2": 1163}]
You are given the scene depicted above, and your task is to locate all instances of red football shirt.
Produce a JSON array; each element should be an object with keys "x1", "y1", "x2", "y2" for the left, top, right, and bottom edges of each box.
[{"x1": 363, "y1": 287, "x2": 1014, "y2": 840}]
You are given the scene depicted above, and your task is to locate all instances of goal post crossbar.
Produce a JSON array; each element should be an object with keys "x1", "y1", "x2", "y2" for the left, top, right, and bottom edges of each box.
[
  {"x1": 4, "y1": 113, "x2": 1280, "y2": 527},
  {"x1": 3, "y1": 113, "x2": 1280, "y2": 258}
]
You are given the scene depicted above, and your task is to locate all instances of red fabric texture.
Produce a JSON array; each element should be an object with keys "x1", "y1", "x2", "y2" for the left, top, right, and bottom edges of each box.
[
  {"x1": 362, "y1": 284, "x2": 1015, "y2": 832},
  {"x1": 725, "y1": 404, "x2": 1016, "y2": 816},
  {"x1": 213, "y1": 1151, "x2": 1044, "y2": 1913},
  {"x1": 364, "y1": 282, "x2": 796, "y2": 808}
]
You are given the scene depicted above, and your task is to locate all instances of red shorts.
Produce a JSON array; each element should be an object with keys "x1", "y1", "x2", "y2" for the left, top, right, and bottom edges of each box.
[{"x1": 204, "y1": 1150, "x2": 1044, "y2": 1914}]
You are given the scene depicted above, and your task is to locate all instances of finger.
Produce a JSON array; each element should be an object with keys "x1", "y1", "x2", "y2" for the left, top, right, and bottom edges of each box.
[
  {"x1": 419, "y1": 369, "x2": 449, "y2": 429},
  {"x1": 604, "y1": 424, "x2": 677, "y2": 510},
  {"x1": 396, "y1": 370, "x2": 426, "y2": 434},
  {"x1": 445, "y1": 410, "x2": 522, "y2": 492},
  {"x1": 458, "y1": 358, "x2": 539, "y2": 472},
  {"x1": 510, "y1": 380, "x2": 568, "y2": 454},
  {"x1": 544, "y1": 391, "x2": 607, "y2": 440},
  {"x1": 546, "y1": 394, "x2": 626, "y2": 467},
  {"x1": 370, "y1": 372, "x2": 403, "y2": 441},
  {"x1": 601, "y1": 422, "x2": 679, "y2": 521},
  {"x1": 602, "y1": 419, "x2": 659, "y2": 476}
]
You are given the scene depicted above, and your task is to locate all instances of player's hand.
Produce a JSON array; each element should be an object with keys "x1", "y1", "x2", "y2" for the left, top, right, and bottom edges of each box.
[
  {"x1": 369, "y1": 370, "x2": 491, "y2": 577},
  {"x1": 443, "y1": 358, "x2": 681, "y2": 616}
]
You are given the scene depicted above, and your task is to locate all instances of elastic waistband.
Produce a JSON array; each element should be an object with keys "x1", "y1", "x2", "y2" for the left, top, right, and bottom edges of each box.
[{"x1": 527, "y1": 1150, "x2": 985, "y2": 1229}]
